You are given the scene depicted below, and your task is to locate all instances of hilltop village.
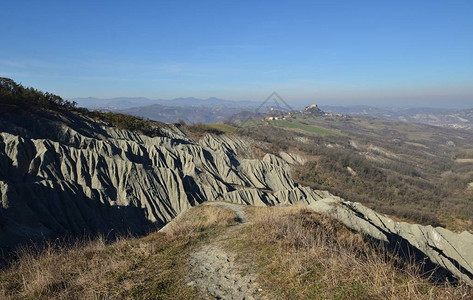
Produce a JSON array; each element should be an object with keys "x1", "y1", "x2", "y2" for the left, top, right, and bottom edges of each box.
[{"x1": 263, "y1": 104, "x2": 343, "y2": 121}]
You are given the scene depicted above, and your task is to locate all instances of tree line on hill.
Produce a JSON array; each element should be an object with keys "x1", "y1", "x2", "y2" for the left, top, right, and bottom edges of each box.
[
  {"x1": 0, "y1": 77, "x2": 162, "y2": 137},
  {"x1": 0, "y1": 77, "x2": 77, "y2": 109}
]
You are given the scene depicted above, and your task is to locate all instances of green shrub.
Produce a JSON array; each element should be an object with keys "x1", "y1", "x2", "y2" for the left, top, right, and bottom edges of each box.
[{"x1": 0, "y1": 77, "x2": 76, "y2": 110}]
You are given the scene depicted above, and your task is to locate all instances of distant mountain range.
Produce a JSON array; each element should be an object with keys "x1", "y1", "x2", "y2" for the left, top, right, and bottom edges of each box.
[
  {"x1": 72, "y1": 96, "x2": 305, "y2": 124},
  {"x1": 72, "y1": 97, "x2": 261, "y2": 124},
  {"x1": 116, "y1": 104, "x2": 255, "y2": 124},
  {"x1": 321, "y1": 105, "x2": 473, "y2": 131},
  {"x1": 73, "y1": 96, "x2": 259, "y2": 110},
  {"x1": 72, "y1": 97, "x2": 473, "y2": 130}
]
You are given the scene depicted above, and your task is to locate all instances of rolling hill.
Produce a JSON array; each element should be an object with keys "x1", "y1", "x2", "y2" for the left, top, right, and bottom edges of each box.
[{"x1": 1, "y1": 79, "x2": 472, "y2": 298}]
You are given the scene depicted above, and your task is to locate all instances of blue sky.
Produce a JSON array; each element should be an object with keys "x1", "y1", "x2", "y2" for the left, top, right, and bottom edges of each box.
[{"x1": 1, "y1": 0, "x2": 472, "y2": 107}]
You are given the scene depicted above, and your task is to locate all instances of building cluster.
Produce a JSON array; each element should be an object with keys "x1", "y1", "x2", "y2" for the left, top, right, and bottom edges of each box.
[{"x1": 263, "y1": 104, "x2": 327, "y2": 121}]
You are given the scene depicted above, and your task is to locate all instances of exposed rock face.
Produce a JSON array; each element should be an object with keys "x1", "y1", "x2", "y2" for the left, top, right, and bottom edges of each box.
[
  {"x1": 1, "y1": 110, "x2": 472, "y2": 286},
  {"x1": 309, "y1": 197, "x2": 473, "y2": 286},
  {"x1": 278, "y1": 151, "x2": 306, "y2": 165},
  {"x1": 0, "y1": 111, "x2": 317, "y2": 250}
]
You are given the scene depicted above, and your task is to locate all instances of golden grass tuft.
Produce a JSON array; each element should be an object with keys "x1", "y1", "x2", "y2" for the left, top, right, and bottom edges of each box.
[
  {"x1": 163, "y1": 204, "x2": 237, "y2": 237},
  {"x1": 2, "y1": 203, "x2": 470, "y2": 299},
  {"x1": 0, "y1": 204, "x2": 236, "y2": 300},
  {"x1": 229, "y1": 206, "x2": 472, "y2": 300}
]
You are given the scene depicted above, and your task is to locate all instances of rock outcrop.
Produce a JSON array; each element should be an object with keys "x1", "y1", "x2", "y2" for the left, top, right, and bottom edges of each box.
[
  {"x1": 0, "y1": 110, "x2": 316, "y2": 250},
  {"x1": 1, "y1": 109, "x2": 472, "y2": 286},
  {"x1": 310, "y1": 197, "x2": 473, "y2": 286}
]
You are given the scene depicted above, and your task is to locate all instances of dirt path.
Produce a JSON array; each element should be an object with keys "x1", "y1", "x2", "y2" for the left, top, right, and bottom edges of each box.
[{"x1": 188, "y1": 202, "x2": 263, "y2": 300}]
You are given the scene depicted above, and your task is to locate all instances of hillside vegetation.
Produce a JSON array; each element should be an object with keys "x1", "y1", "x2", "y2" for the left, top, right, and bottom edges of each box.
[
  {"x1": 0, "y1": 77, "x2": 163, "y2": 137},
  {"x1": 1, "y1": 204, "x2": 470, "y2": 299},
  {"x1": 1, "y1": 80, "x2": 472, "y2": 298},
  {"x1": 0, "y1": 205, "x2": 236, "y2": 299},
  {"x1": 229, "y1": 205, "x2": 471, "y2": 299},
  {"x1": 2, "y1": 78, "x2": 470, "y2": 232},
  {"x1": 221, "y1": 115, "x2": 473, "y2": 231},
  {"x1": 0, "y1": 77, "x2": 77, "y2": 110}
]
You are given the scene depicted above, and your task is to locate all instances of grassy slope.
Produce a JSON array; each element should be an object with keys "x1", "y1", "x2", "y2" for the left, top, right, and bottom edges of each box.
[
  {"x1": 183, "y1": 123, "x2": 237, "y2": 140},
  {"x1": 227, "y1": 206, "x2": 471, "y2": 299},
  {"x1": 2, "y1": 204, "x2": 470, "y2": 299},
  {"x1": 267, "y1": 119, "x2": 343, "y2": 136},
  {"x1": 241, "y1": 118, "x2": 343, "y2": 136},
  {"x1": 179, "y1": 116, "x2": 472, "y2": 231},
  {"x1": 234, "y1": 115, "x2": 473, "y2": 231},
  {"x1": 0, "y1": 205, "x2": 236, "y2": 300}
]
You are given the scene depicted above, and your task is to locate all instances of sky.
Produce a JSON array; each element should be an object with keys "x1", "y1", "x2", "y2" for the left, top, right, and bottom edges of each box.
[{"x1": 1, "y1": 0, "x2": 472, "y2": 108}]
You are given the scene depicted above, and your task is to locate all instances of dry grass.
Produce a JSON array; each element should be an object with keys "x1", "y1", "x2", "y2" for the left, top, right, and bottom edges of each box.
[
  {"x1": 0, "y1": 204, "x2": 236, "y2": 300},
  {"x1": 183, "y1": 123, "x2": 237, "y2": 141},
  {"x1": 228, "y1": 206, "x2": 472, "y2": 300},
  {"x1": 2, "y1": 204, "x2": 470, "y2": 299},
  {"x1": 162, "y1": 203, "x2": 237, "y2": 237},
  {"x1": 455, "y1": 158, "x2": 473, "y2": 163}
]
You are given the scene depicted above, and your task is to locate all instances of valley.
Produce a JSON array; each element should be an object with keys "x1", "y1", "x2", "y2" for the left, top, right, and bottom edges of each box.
[
  {"x1": 0, "y1": 79, "x2": 472, "y2": 298},
  {"x1": 3, "y1": 1, "x2": 473, "y2": 298},
  {"x1": 206, "y1": 108, "x2": 473, "y2": 231},
  {"x1": 322, "y1": 106, "x2": 473, "y2": 131}
]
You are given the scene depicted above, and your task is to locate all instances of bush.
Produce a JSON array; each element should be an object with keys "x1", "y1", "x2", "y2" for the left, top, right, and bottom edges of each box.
[
  {"x1": 0, "y1": 77, "x2": 76, "y2": 110},
  {"x1": 0, "y1": 78, "x2": 163, "y2": 137},
  {"x1": 84, "y1": 110, "x2": 163, "y2": 137}
]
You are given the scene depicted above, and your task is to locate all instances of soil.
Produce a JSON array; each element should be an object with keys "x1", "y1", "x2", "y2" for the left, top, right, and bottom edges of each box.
[{"x1": 188, "y1": 202, "x2": 263, "y2": 300}]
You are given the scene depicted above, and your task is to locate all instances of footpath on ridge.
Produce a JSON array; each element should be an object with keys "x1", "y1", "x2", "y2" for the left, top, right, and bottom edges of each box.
[{"x1": 188, "y1": 202, "x2": 264, "y2": 300}]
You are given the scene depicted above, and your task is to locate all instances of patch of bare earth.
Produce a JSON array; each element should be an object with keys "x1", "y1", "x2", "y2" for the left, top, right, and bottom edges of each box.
[{"x1": 188, "y1": 202, "x2": 264, "y2": 300}]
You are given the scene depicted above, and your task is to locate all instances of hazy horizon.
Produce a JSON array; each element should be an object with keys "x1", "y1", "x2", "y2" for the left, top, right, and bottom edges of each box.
[
  {"x1": 1, "y1": 1, "x2": 472, "y2": 108},
  {"x1": 72, "y1": 94, "x2": 473, "y2": 110}
]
